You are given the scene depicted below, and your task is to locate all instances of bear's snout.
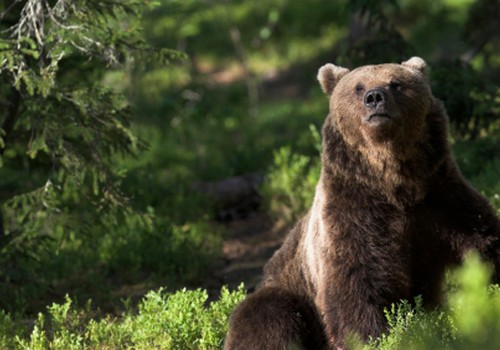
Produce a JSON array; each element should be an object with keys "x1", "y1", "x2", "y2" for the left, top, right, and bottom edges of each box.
[
  {"x1": 364, "y1": 88, "x2": 387, "y2": 110},
  {"x1": 362, "y1": 88, "x2": 399, "y2": 127}
]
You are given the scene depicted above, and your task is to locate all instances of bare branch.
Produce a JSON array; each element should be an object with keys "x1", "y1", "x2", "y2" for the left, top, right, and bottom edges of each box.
[{"x1": 0, "y1": 0, "x2": 22, "y2": 21}]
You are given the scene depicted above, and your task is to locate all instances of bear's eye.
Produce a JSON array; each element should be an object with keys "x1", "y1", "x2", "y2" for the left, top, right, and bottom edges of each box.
[
  {"x1": 389, "y1": 81, "x2": 402, "y2": 91},
  {"x1": 355, "y1": 84, "x2": 364, "y2": 94}
]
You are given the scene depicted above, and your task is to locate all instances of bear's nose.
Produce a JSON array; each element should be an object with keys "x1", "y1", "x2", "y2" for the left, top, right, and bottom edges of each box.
[{"x1": 364, "y1": 89, "x2": 387, "y2": 109}]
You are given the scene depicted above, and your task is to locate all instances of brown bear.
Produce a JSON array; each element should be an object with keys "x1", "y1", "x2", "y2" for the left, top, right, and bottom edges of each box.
[{"x1": 224, "y1": 57, "x2": 500, "y2": 349}]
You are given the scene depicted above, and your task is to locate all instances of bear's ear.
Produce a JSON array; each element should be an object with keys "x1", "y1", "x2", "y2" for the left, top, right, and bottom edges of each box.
[
  {"x1": 317, "y1": 64, "x2": 350, "y2": 96},
  {"x1": 402, "y1": 57, "x2": 428, "y2": 76}
]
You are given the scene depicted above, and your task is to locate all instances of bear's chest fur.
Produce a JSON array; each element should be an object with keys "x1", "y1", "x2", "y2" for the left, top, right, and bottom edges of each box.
[{"x1": 262, "y1": 114, "x2": 452, "y2": 311}]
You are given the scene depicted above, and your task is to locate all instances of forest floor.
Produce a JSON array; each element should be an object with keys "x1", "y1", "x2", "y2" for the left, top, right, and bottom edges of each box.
[
  {"x1": 201, "y1": 211, "x2": 290, "y2": 298},
  {"x1": 107, "y1": 211, "x2": 288, "y2": 312},
  {"x1": 194, "y1": 63, "x2": 310, "y2": 297}
]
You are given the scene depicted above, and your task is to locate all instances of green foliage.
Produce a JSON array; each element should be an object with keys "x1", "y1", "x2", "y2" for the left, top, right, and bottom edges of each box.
[
  {"x1": 0, "y1": 1, "x2": 210, "y2": 312},
  {"x1": 0, "y1": 206, "x2": 222, "y2": 313},
  {"x1": 2, "y1": 285, "x2": 245, "y2": 350},
  {"x1": 357, "y1": 254, "x2": 500, "y2": 350},
  {"x1": 361, "y1": 297, "x2": 454, "y2": 350},
  {"x1": 129, "y1": 286, "x2": 244, "y2": 349},
  {"x1": 263, "y1": 134, "x2": 321, "y2": 222},
  {"x1": 453, "y1": 135, "x2": 500, "y2": 212},
  {"x1": 431, "y1": 60, "x2": 499, "y2": 139},
  {"x1": 0, "y1": 310, "x2": 19, "y2": 349},
  {"x1": 0, "y1": 2, "x2": 152, "y2": 199},
  {"x1": 144, "y1": 0, "x2": 350, "y2": 64}
]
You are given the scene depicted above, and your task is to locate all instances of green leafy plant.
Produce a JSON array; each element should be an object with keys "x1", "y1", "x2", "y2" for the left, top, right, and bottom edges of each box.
[
  {"x1": 263, "y1": 144, "x2": 321, "y2": 223},
  {"x1": 358, "y1": 253, "x2": 500, "y2": 349},
  {"x1": 432, "y1": 60, "x2": 499, "y2": 140},
  {"x1": 3, "y1": 285, "x2": 245, "y2": 350},
  {"x1": 261, "y1": 123, "x2": 322, "y2": 222}
]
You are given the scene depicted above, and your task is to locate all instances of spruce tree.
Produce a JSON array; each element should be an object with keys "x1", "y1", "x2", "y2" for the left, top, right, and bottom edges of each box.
[{"x1": 0, "y1": 0, "x2": 182, "y2": 307}]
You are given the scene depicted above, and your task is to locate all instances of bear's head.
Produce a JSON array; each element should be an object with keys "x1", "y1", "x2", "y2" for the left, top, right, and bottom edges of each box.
[{"x1": 318, "y1": 57, "x2": 433, "y2": 157}]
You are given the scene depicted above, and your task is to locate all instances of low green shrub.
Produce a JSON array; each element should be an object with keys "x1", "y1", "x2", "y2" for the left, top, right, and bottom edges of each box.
[
  {"x1": 0, "y1": 206, "x2": 222, "y2": 313},
  {"x1": 262, "y1": 125, "x2": 322, "y2": 223},
  {"x1": 262, "y1": 146, "x2": 320, "y2": 223},
  {"x1": 5, "y1": 285, "x2": 245, "y2": 350},
  {"x1": 360, "y1": 253, "x2": 500, "y2": 350}
]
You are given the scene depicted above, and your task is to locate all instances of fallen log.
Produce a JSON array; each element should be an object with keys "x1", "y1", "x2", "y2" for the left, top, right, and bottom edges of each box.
[{"x1": 193, "y1": 173, "x2": 264, "y2": 221}]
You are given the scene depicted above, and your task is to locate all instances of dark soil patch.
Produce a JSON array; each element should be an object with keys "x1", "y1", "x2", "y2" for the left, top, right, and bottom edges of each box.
[{"x1": 202, "y1": 211, "x2": 289, "y2": 297}]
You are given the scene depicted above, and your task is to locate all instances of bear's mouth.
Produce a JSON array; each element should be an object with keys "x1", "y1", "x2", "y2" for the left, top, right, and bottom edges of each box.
[{"x1": 366, "y1": 113, "x2": 392, "y2": 125}]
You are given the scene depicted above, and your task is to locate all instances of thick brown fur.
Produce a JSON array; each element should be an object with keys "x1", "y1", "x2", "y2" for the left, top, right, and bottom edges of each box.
[{"x1": 224, "y1": 57, "x2": 500, "y2": 349}]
